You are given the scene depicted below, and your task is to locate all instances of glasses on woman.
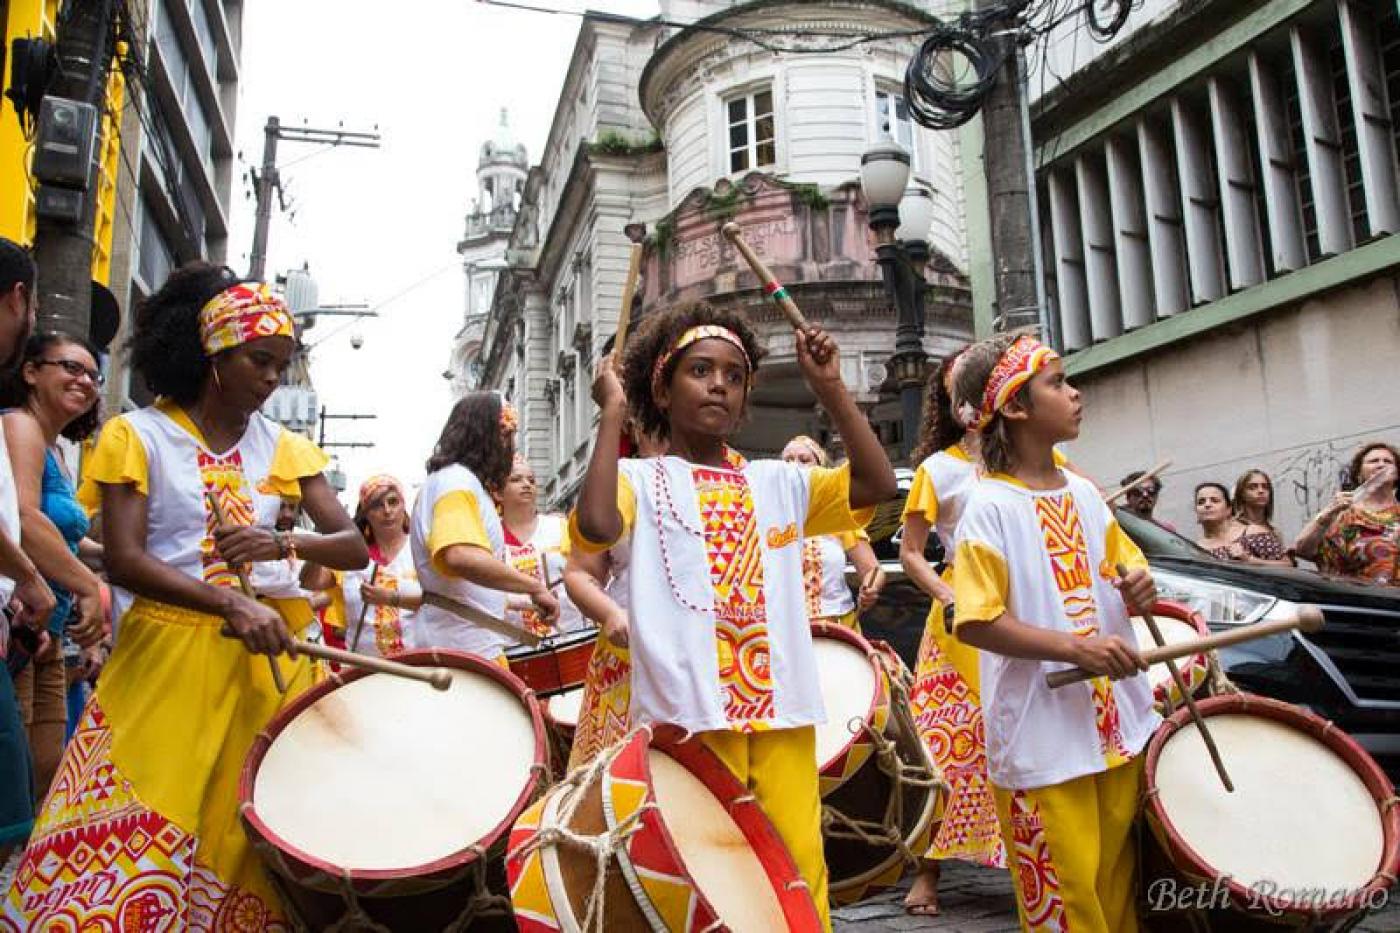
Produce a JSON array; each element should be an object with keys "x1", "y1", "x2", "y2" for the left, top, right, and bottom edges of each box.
[{"x1": 39, "y1": 358, "x2": 104, "y2": 386}]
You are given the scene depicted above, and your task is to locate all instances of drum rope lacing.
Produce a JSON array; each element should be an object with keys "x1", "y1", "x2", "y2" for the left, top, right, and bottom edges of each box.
[
  {"x1": 822, "y1": 651, "x2": 947, "y2": 865},
  {"x1": 508, "y1": 729, "x2": 655, "y2": 933}
]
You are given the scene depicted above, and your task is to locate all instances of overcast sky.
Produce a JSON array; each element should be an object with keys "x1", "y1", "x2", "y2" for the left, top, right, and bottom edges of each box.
[{"x1": 227, "y1": 0, "x2": 659, "y2": 498}]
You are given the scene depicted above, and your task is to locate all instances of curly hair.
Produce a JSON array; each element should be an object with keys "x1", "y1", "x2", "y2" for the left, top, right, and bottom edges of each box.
[
  {"x1": 620, "y1": 302, "x2": 766, "y2": 441},
  {"x1": 1344, "y1": 442, "x2": 1400, "y2": 494},
  {"x1": 129, "y1": 262, "x2": 243, "y2": 404},
  {"x1": 949, "y1": 329, "x2": 1036, "y2": 476},
  {"x1": 425, "y1": 391, "x2": 515, "y2": 489},
  {"x1": 910, "y1": 350, "x2": 967, "y2": 464},
  {"x1": 0, "y1": 333, "x2": 102, "y2": 441}
]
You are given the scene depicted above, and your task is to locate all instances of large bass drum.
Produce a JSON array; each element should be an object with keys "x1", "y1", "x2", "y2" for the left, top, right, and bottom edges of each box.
[
  {"x1": 240, "y1": 650, "x2": 548, "y2": 930},
  {"x1": 1141, "y1": 693, "x2": 1400, "y2": 931}
]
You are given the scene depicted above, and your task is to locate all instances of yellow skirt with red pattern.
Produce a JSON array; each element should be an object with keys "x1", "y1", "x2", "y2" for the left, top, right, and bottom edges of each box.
[
  {"x1": 565, "y1": 633, "x2": 632, "y2": 772},
  {"x1": 1, "y1": 597, "x2": 318, "y2": 932},
  {"x1": 909, "y1": 582, "x2": 1006, "y2": 869}
]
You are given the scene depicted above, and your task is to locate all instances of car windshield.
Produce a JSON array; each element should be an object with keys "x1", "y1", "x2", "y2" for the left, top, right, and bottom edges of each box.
[{"x1": 1114, "y1": 507, "x2": 1215, "y2": 560}]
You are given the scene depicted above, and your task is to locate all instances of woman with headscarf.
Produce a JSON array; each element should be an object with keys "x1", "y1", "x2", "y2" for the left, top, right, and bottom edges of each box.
[
  {"x1": 1, "y1": 265, "x2": 368, "y2": 930},
  {"x1": 303, "y1": 473, "x2": 421, "y2": 656}
]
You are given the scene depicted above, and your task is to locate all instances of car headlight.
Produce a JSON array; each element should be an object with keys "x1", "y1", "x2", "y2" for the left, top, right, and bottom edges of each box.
[{"x1": 1150, "y1": 569, "x2": 1292, "y2": 626}]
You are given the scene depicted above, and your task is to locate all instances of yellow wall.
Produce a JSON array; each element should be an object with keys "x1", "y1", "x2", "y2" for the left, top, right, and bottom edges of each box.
[{"x1": 2, "y1": 0, "x2": 124, "y2": 287}]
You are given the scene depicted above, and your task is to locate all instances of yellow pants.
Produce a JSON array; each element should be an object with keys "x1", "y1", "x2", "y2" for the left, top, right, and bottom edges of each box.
[
  {"x1": 992, "y1": 756, "x2": 1144, "y2": 933},
  {"x1": 699, "y1": 726, "x2": 831, "y2": 932}
]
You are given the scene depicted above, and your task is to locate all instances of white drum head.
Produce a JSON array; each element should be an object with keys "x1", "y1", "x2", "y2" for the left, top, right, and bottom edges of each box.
[
  {"x1": 547, "y1": 687, "x2": 584, "y2": 728},
  {"x1": 1131, "y1": 616, "x2": 1203, "y2": 691},
  {"x1": 1155, "y1": 714, "x2": 1383, "y2": 894},
  {"x1": 647, "y1": 750, "x2": 787, "y2": 933},
  {"x1": 811, "y1": 636, "x2": 878, "y2": 770},
  {"x1": 253, "y1": 668, "x2": 538, "y2": 871}
]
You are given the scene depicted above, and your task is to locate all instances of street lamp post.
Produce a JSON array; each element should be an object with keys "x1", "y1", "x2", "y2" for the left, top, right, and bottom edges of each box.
[{"x1": 861, "y1": 144, "x2": 934, "y2": 463}]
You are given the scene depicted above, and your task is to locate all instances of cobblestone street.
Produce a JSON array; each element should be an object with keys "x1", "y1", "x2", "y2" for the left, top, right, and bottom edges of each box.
[{"x1": 832, "y1": 861, "x2": 1400, "y2": 931}]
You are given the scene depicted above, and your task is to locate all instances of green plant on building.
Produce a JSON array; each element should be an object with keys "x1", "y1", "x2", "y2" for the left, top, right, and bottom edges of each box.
[{"x1": 589, "y1": 130, "x2": 664, "y2": 158}]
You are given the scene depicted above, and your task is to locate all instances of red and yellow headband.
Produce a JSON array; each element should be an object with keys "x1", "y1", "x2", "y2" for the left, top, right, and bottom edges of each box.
[
  {"x1": 358, "y1": 473, "x2": 403, "y2": 510},
  {"x1": 199, "y1": 283, "x2": 296, "y2": 356},
  {"x1": 651, "y1": 325, "x2": 752, "y2": 395},
  {"x1": 958, "y1": 335, "x2": 1060, "y2": 430}
]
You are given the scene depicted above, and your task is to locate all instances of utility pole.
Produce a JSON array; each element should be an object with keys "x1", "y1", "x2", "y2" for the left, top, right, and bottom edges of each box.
[
  {"x1": 248, "y1": 118, "x2": 380, "y2": 280},
  {"x1": 977, "y1": 4, "x2": 1050, "y2": 340},
  {"x1": 31, "y1": 0, "x2": 115, "y2": 339},
  {"x1": 317, "y1": 406, "x2": 376, "y2": 449}
]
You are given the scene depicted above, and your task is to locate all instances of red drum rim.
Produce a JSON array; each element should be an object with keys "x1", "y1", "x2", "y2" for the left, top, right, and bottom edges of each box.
[
  {"x1": 1143, "y1": 693, "x2": 1400, "y2": 921},
  {"x1": 810, "y1": 621, "x2": 891, "y2": 788},
  {"x1": 504, "y1": 625, "x2": 601, "y2": 660},
  {"x1": 605, "y1": 726, "x2": 824, "y2": 932},
  {"x1": 1146, "y1": 600, "x2": 1210, "y2": 637},
  {"x1": 238, "y1": 649, "x2": 549, "y2": 886}
]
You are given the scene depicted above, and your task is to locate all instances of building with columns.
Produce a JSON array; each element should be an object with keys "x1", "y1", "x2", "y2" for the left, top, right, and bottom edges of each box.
[
  {"x1": 451, "y1": 110, "x2": 528, "y2": 397},
  {"x1": 465, "y1": 0, "x2": 975, "y2": 506}
]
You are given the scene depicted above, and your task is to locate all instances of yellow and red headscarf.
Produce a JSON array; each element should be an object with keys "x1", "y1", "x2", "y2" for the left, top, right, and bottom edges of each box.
[
  {"x1": 199, "y1": 282, "x2": 296, "y2": 356},
  {"x1": 650, "y1": 325, "x2": 753, "y2": 396},
  {"x1": 958, "y1": 335, "x2": 1060, "y2": 430},
  {"x1": 358, "y1": 473, "x2": 404, "y2": 512}
]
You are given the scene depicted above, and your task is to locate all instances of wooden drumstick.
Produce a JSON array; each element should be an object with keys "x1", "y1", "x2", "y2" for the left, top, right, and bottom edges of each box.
[
  {"x1": 293, "y1": 640, "x2": 451, "y2": 691},
  {"x1": 857, "y1": 567, "x2": 880, "y2": 618},
  {"x1": 348, "y1": 564, "x2": 379, "y2": 653},
  {"x1": 422, "y1": 591, "x2": 543, "y2": 648},
  {"x1": 207, "y1": 491, "x2": 287, "y2": 693},
  {"x1": 720, "y1": 222, "x2": 810, "y2": 332},
  {"x1": 1104, "y1": 459, "x2": 1172, "y2": 505},
  {"x1": 1046, "y1": 605, "x2": 1324, "y2": 689},
  {"x1": 616, "y1": 240, "x2": 643, "y2": 349},
  {"x1": 1121, "y1": 565, "x2": 1233, "y2": 792}
]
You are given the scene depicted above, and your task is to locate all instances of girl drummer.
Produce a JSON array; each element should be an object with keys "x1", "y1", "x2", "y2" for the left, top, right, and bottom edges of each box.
[
  {"x1": 897, "y1": 351, "x2": 1012, "y2": 916},
  {"x1": 950, "y1": 331, "x2": 1158, "y2": 933},
  {"x1": 497, "y1": 454, "x2": 585, "y2": 635},
  {"x1": 779, "y1": 435, "x2": 883, "y2": 629},
  {"x1": 571, "y1": 303, "x2": 896, "y2": 930},
  {"x1": 302, "y1": 473, "x2": 421, "y2": 657},
  {"x1": 2, "y1": 265, "x2": 369, "y2": 929},
  {"x1": 410, "y1": 392, "x2": 559, "y2": 659}
]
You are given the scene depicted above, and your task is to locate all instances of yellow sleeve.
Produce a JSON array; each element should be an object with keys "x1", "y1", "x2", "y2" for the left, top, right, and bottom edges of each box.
[
  {"x1": 323, "y1": 573, "x2": 347, "y2": 632},
  {"x1": 77, "y1": 416, "x2": 149, "y2": 514},
  {"x1": 1105, "y1": 518, "x2": 1148, "y2": 573},
  {"x1": 264, "y1": 430, "x2": 331, "y2": 498},
  {"x1": 952, "y1": 539, "x2": 1010, "y2": 630},
  {"x1": 805, "y1": 462, "x2": 876, "y2": 538},
  {"x1": 428, "y1": 490, "x2": 493, "y2": 575},
  {"x1": 901, "y1": 463, "x2": 938, "y2": 524},
  {"x1": 837, "y1": 528, "x2": 868, "y2": 551},
  {"x1": 1052, "y1": 448, "x2": 1068, "y2": 467},
  {"x1": 567, "y1": 473, "x2": 637, "y2": 554}
]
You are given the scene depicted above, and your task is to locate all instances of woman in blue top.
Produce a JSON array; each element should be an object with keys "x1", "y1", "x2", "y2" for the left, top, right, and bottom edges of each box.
[{"x1": 1, "y1": 332, "x2": 106, "y2": 802}]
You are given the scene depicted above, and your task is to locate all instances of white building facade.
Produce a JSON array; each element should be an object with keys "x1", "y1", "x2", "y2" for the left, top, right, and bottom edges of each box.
[{"x1": 470, "y1": 0, "x2": 975, "y2": 505}]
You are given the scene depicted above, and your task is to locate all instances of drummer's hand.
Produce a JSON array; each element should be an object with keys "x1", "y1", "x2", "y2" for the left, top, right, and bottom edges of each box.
[
  {"x1": 1321, "y1": 490, "x2": 1354, "y2": 520},
  {"x1": 359, "y1": 583, "x2": 396, "y2": 607},
  {"x1": 1114, "y1": 567, "x2": 1156, "y2": 615},
  {"x1": 602, "y1": 608, "x2": 629, "y2": 649},
  {"x1": 213, "y1": 524, "x2": 280, "y2": 565},
  {"x1": 591, "y1": 353, "x2": 625, "y2": 414},
  {"x1": 219, "y1": 592, "x2": 294, "y2": 656},
  {"x1": 795, "y1": 326, "x2": 841, "y2": 392},
  {"x1": 529, "y1": 586, "x2": 560, "y2": 626},
  {"x1": 858, "y1": 569, "x2": 886, "y2": 611},
  {"x1": 1069, "y1": 634, "x2": 1146, "y2": 680}
]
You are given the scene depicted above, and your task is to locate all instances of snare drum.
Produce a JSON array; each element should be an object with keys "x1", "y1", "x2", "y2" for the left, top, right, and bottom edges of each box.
[
  {"x1": 240, "y1": 650, "x2": 548, "y2": 930},
  {"x1": 1130, "y1": 601, "x2": 1212, "y2": 713},
  {"x1": 506, "y1": 626, "x2": 599, "y2": 696},
  {"x1": 811, "y1": 624, "x2": 941, "y2": 906},
  {"x1": 1141, "y1": 693, "x2": 1400, "y2": 930},
  {"x1": 507, "y1": 726, "x2": 824, "y2": 932}
]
